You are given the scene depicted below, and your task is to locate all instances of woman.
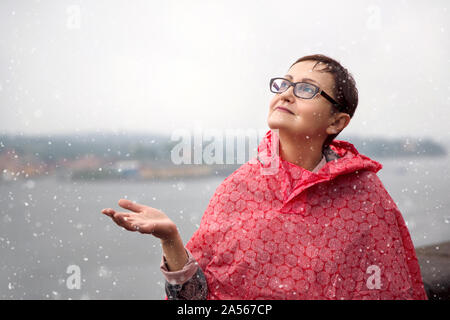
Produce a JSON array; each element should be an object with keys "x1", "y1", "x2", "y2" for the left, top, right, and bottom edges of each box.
[{"x1": 101, "y1": 54, "x2": 428, "y2": 300}]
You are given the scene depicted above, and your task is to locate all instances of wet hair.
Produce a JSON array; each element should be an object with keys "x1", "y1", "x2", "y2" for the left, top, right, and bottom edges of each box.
[{"x1": 290, "y1": 54, "x2": 358, "y2": 151}]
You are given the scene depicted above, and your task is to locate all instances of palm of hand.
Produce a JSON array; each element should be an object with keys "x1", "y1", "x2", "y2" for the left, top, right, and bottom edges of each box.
[{"x1": 101, "y1": 199, "x2": 177, "y2": 240}]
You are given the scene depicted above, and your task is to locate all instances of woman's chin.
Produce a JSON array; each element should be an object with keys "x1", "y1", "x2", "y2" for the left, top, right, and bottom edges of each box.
[{"x1": 267, "y1": 117, "x2": 291, "y2": 131}]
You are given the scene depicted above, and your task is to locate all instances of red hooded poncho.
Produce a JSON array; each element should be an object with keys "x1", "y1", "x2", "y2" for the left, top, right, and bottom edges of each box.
[{"x1": 185, "y1": 129, "x2": 427, "y2": 300}]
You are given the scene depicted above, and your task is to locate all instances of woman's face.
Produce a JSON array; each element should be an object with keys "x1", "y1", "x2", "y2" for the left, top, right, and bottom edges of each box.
[{"x1": 267, "y1": 60, "x2": 340, "y2": 141}]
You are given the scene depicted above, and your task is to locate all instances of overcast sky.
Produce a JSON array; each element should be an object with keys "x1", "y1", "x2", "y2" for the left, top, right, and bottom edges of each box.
[{"x1": 0, "y1": 0, "x2": 449, "y2": 142}]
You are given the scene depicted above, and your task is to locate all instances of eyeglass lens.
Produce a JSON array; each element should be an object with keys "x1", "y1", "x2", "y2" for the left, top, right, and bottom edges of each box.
[{"x1": 271, "y1": 78, "x2": 317, "y2": 99}]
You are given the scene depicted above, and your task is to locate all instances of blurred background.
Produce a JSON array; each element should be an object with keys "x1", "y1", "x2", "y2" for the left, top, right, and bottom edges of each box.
[{"x1": 0, "y1": 0, "x2": 449, "y2": 300}]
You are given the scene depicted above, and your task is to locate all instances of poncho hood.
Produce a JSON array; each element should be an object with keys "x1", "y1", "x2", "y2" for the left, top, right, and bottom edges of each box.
[
  {"x1": 255, "y1": 129, "x2": 384, "y2": 204},
  {"x1": 186, "y1": 129, "x2": 427, "y2": 300}
]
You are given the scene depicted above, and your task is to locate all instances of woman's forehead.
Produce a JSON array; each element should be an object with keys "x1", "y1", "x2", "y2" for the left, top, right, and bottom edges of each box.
[{"x1": 287, "y1": 60, "x2": 335, "y2": 89}]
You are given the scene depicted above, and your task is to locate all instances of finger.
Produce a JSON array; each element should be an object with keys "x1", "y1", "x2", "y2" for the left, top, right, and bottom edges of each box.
[
  {"x1": 131, "y1": 223, "x2": 141, "y2": 232},
  {"x1": 114, "y1": 212, "x2": 140, "y2": 226},
  {"x1": 112, "y1": 212, "x2": 132, "y2": 227},
  {"x1": 119, "y1": 221, "x2": 137, "y2": 232},
  {"x1": 123, "y1": 222, "x2": 138, "y2": 232},
  {"x1": 123, "y1": 216, "x2": 142, "y2": 231},
  {"x1": 101, "y1": 208, "x2": 116, "y2": 217},
  {"x1": 118, "y1": 199, "x2": 146, "y2": 213},
  {"x1": 113, "y1": 211, "x2": 130, "y2": 221}
]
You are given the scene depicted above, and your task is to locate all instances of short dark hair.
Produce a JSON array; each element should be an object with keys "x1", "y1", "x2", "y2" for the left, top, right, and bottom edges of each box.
[{"x1": 290, "y1": 54, "x2": 358, "y2": 150}]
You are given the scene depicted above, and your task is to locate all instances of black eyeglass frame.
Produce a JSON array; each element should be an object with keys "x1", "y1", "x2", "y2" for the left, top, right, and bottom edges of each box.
[{"x1": 269, "y1": 77, "x2": 347, "y2": 112}]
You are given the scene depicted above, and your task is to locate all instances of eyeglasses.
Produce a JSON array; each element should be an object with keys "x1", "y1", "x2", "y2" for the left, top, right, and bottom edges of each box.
[{"x1": 269, "y1": 77, "x2": 346, "y2": 112}]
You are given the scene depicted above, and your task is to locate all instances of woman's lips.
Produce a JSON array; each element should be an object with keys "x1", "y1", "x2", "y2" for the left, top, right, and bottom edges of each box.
[{"x1": 276, "y1": 106, "x2": 295, "y2": 115}]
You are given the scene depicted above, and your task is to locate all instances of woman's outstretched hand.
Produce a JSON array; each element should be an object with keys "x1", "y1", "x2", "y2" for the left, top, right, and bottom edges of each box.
[
  {"x1": 101, "y1": 199, "x2": 178, "y2": 241},
  {"x1": 102, "y1": 198, "x2": 188, "y2": 271}
]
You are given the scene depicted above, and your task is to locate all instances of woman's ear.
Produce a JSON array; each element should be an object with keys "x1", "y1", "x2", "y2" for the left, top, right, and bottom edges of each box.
[{"x1": 326, "y1": 113, "x2": 351, "y2": 135}]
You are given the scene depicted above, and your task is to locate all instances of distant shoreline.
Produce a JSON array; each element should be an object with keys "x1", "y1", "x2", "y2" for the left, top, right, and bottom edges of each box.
[{"x1": 1, "y1": 152, "x2": 449, "y2": 182}]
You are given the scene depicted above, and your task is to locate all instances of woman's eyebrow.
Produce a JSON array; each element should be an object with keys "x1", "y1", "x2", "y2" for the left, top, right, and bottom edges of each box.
[{"x1": 284, "y1": 74, "x2": 320, "y2": 85}]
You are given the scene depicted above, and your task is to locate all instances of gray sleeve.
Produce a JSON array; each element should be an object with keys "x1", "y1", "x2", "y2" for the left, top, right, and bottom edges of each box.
[
  {"x1": 160, "y1": 248, "x2": 208, "y2": 300},
  {"x1": 165, "y1": 266, "x2": 208, "y2": 300}
]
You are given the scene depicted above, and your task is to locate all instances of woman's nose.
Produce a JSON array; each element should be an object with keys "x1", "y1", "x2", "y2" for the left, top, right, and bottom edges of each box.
[{"x1": 279, "y1": 85, "x2": 296, "y2": 102}]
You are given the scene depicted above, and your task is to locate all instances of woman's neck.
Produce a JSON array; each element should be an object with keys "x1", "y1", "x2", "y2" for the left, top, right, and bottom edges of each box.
[{"x1": 277, "y1": 130, "x2": 324, "y2": 172}]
